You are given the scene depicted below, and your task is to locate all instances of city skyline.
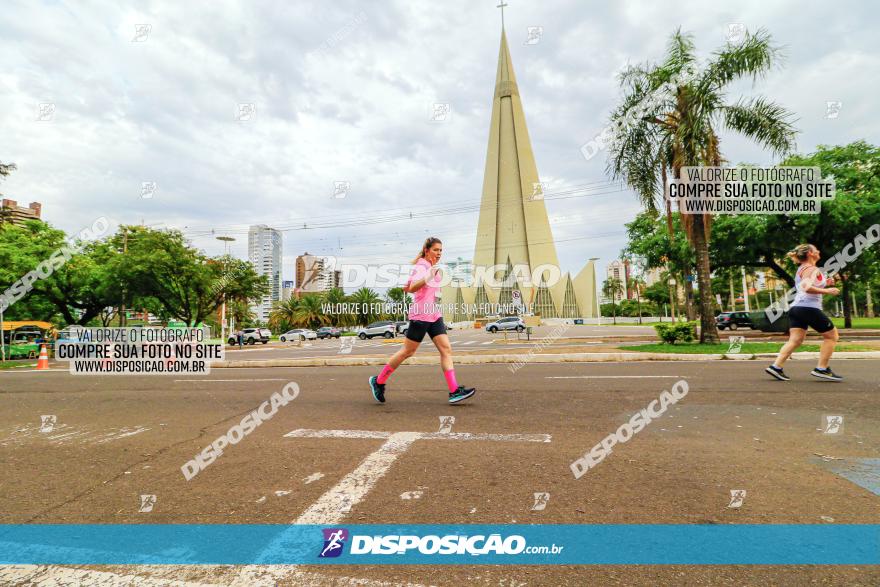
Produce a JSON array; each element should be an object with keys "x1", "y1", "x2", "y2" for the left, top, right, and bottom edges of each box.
[{"x1": 3, "y1": 1, "x2": 877, "y2": 285}]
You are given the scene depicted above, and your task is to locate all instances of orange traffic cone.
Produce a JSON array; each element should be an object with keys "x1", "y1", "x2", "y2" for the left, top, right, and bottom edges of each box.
[{"x1": 36, "y1": 344, "x2": 50, "y2": 370}]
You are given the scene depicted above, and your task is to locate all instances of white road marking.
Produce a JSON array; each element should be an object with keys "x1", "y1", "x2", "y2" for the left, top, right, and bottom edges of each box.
[
  {"x1": 545, "y1": 375, "x2": 682, "y2": 379},
  {"x1": 282, "y1": 427, "x2": 551, "y2": 525},
  {"x1": 173, "y1": 378, "x2": 285, "y2": 382},
  {"x1": 0, "y1": 565, "x2": 432, "y2": 586}
]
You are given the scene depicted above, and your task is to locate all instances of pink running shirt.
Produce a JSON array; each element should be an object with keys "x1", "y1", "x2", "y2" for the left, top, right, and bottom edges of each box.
[{"x1": 406, "y1": 258, "x2": 442, "y2": 322}]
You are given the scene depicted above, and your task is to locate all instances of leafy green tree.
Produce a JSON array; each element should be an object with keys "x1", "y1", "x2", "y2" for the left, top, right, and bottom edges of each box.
[
  {"x1": 112, "y1": 226, "x2": 268, "y2": 326},
  {"x1": 0, "y1": 221, "x2": 120, "y2": 324},
  {"x1": 608, "y1": 28, "x2": 797, "y2": 342}
]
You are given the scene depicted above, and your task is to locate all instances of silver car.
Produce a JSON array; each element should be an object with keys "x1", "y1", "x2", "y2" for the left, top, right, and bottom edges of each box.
[
  {"x1": 280, "y1": 329, "x2": 317, "y2": 342},
  {"x1": 357, "y1": 321, "x2": 396, "y2": 339},
  {"x1": 485, "y1": 316, "x2": 525, "y2": 333}
]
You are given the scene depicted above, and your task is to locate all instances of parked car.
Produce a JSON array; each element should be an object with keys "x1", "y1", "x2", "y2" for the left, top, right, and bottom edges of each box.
[
  {"x1": 715, "y1": 312, "x2": 756, "y2": 331},
  {"x1": 316, "y1": 327, "x2": 342, "y2": 339},
  {"x1": 227, "y1": 327, "x2": 272, "y2": 345},
  {"x1": 358, "y1": 321, "x2": 396, "y2": 339},
  {"x1": 394, "y1": 321, "x2": 409, "y2": 334},
  {"x1": 280, "y1": 329, "x2": 317, "y2": 342},
  {"x1": 485, "y1": 316, "x2": 526, "y2": 333}
]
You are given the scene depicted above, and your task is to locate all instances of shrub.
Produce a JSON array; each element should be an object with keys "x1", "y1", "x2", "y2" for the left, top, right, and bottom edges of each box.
[{"x1": 653, "y1": 321, "x2": 697, "y2": 344}]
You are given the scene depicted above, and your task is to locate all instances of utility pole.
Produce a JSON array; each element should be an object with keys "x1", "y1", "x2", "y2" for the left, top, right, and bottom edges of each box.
[
  {"x1": 120, "y1": 227, "x2": 128, "y2": 327},
  {"x1": 217, "y1": 236, "x2": 236, "y2": 346}
]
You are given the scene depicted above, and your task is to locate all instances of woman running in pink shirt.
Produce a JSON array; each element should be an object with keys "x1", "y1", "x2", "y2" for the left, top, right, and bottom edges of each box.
[{"x1": 369, "y1": 237, "x2": 476, "y2": 404}]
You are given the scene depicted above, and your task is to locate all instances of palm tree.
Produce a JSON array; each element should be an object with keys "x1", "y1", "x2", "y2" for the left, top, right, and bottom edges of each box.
[
  {"x1": 322, "y1": 287, "x2": 351, "y2": 328},
  {"x1": 349, "y1": 287, "x2": 382, "y2": 326},
  {"x1": 608, "y1": 28, "x2": 797, "y2": 342},
  {"x1": 602, "y1": 277, "x2": 624, "y2": 324},
  {"x1": 628, "y1": 276, "x2": 646, "y2": 324},
  {"x1": 294, "y1": 294, "x2": 330, "y2": 329},
  {"x1": 385, "y1": 287, "x2": 409, "y2": 321},
  {"x1": 269, "y1": 298, "x2": 298, "y2": 332}
]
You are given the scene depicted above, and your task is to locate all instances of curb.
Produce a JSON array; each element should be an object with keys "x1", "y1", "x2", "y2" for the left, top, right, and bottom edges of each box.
[{"x1": 212, "y1": 350, "x2": 880, "y2": 368}]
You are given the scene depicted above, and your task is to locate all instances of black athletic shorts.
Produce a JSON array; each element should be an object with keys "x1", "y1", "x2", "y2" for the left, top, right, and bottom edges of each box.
[
  {"x1": 788, "y1": 306, "x2": 834, "y2": 333},
  {"x1": 405, "y1": 318, "x2": 447, "y2": 342}
]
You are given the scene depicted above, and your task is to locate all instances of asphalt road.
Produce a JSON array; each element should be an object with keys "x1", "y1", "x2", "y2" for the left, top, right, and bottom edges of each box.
[{"x1": 1, "y1": 359, "x2": 878, "y2": 585}]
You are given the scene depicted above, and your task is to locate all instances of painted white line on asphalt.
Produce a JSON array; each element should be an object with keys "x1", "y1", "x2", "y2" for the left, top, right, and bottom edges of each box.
[
  {"x1": 280, "y1": 427, "x2": 552, "y2": 527},
  {"x1": 284, "y1": 428, "x2": 392, "y2": 440},
  {"x1": 0, "y1": 564, "x2": 431, "y2": 587},
  {"x1": 545, "y1": 375, "x2": 682, "y2": 379},
  {"x1": 173, "y1": 378, "x2": 285, "y2": 382},
  {"x1": 293, "y1": 431, "x2": 422, "y2": 525}
]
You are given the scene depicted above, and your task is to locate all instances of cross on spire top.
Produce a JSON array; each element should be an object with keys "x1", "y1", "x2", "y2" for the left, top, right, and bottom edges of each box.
[{"x1": 496, "y1": 1, "x2": 508, "y2": 29}]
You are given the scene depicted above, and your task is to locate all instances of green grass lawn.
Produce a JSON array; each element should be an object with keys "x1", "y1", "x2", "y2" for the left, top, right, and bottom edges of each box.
[
  {"x1": 622, "y1": 342, "x2": 874, "y2": 354},
  {"x1": 0, "y1": 359, "x2": 38, "y2": 369},
  {"x1": 832, "y1": 317, "x2": 880, "y2": 329}
]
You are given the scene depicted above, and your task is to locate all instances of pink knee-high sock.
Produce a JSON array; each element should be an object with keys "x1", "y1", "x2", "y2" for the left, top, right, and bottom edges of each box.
[
  {"x1": 377, "y1": 364, "x2": 395, "y2": 384},
  {"x1": 443, "y1": 369, "x2": 459, "y2": 393}
]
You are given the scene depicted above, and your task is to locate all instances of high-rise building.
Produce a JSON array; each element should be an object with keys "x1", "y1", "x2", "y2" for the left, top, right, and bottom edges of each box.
[
  {"x1": 0, "y1": 199, "x2": 41, "y2": 225},
  {"x1": 296, "y1": 253, "x2": 341, "y2": 293},
  {"x1": 248, "y1": 225, "x2": 282, "y2": 322},
  {"x1": 606, "y1": 260, "x2": 633, "y2": 301},
  {"x1": 281, "y1": 280, "x2": 295, "y2": 301},
  {"x1": 440, "y1": 27, "x2": 597, "y2": 320}
]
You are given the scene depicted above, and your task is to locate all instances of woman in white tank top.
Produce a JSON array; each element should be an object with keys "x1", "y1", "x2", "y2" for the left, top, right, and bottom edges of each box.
[{"x1": 765, "y1": 244, "x2": 843, "y2": 382}]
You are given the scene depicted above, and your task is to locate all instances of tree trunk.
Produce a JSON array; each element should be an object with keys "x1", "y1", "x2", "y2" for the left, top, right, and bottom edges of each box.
[
  {"x1": 691, "y1": 215, "x2": 719, "y2": 343},
  {"x1": 867, "y1": 286, "x2": 875, "y2": 318},
  {"x1": 728, "y1": 272, "x2": 735, "y2": 311},
  {"x1": 683, "y1": 273, "x2": 696, "y2": 321},
  {"x1": 842, "y1": 276, "x2": 852, "y2": 329}
]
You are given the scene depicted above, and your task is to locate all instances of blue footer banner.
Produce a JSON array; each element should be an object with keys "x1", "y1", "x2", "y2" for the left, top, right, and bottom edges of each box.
[{"x1": 0, "y1": 524, "x2": 878, "y2": 565}]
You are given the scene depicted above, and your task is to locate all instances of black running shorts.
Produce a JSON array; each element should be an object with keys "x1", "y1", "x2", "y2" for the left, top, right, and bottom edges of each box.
[
  {"x1": 788, "y1": 306, "x2": 834, "y2": 333},
  {"x1": 405, "y1": 318, "x2": 447, "y2": 342}
]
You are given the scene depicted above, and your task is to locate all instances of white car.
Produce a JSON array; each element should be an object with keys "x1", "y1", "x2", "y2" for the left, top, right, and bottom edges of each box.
[
  {"x1": 280, "y1": 329, "x2": 317, "y2": 342},
  {"x1": 485, "y1": 316, "x2": 526, "y2": 333},
  {"x1": 357, "y1": 321, "x2": 396, "y2": 339}
]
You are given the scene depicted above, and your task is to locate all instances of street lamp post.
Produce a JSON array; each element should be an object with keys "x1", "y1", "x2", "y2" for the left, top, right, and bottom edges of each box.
[
  {"x1": 589, "y1": 257, "x2": 601, "y2": 326},
  {"x1": 217, "y1": 236, "x2": 236, "y2": 346}
]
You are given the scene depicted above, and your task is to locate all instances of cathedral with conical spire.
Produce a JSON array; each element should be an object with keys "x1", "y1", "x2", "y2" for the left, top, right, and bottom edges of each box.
[{"x1": 440, "y1": 23, "x2": 598, "y2": 322}]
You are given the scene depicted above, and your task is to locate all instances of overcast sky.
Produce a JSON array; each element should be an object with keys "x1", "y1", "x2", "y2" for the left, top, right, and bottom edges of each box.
[{"x1": 2, "y1": 0, "x2": 878, "y2": 284}]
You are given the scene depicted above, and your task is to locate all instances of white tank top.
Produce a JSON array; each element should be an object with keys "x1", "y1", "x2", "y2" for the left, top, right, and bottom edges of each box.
[{"x1": 792, "y1": 264, "x2": 825, "y2": 309}]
